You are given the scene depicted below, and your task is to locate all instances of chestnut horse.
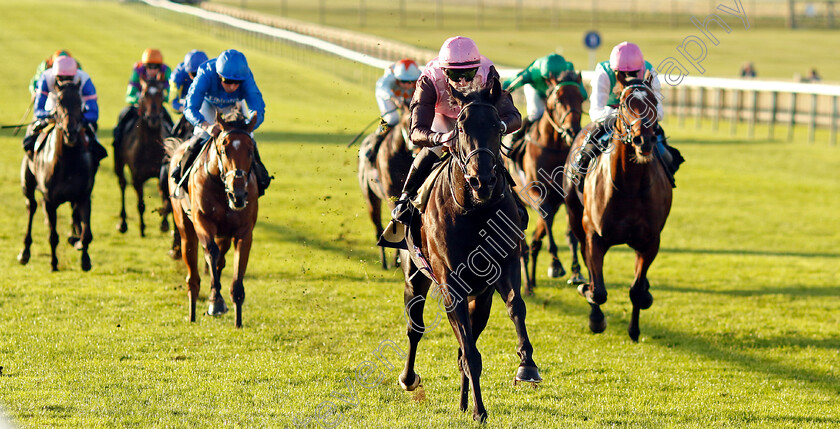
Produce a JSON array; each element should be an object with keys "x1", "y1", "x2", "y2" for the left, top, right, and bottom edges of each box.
[
  {"x1": 357, "y1": 106, "x2": 414, "y2": 268},
  {"x1": 398, "y1": 81, "x2": 541, "y2": 423},
  {"x1": 505, "y1": 70, "x2": 585, "y2": 293},
  {"x1": 18, "y1": 81, "x2": 100, "y2": 271},
  {"x1": 115, "y1": 78, "x2": 171, "y2": 237},
  {"x1": 563, "y1": 72, "x2": 673, "y2": 341},
  {"x1": 166, "y1": 112, "x2": 259, "y2": 328}
]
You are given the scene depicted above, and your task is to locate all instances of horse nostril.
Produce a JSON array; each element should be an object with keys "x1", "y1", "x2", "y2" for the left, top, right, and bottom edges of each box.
[{"x1": 467, "y1": 176, "x2": 480, "y2": 189}]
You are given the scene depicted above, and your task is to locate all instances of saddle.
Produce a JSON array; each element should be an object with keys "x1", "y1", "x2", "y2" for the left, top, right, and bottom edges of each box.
[{"x1": 33, "y1": 123, "x2": 57, "y2": 154}]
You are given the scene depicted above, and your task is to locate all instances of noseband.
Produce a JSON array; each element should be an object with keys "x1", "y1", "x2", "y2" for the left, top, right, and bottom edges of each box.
[{"x1": 209, "y1": 129, "x2": 253, "y2": 188}]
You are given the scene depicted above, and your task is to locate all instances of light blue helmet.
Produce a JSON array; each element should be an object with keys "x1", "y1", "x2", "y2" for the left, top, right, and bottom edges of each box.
[
  {"x1": 215, "y1": 49, "x2": 249, "y2": 81},
  {"x1": 185, "y1": 50, "x2": 208, "y2": 74}
]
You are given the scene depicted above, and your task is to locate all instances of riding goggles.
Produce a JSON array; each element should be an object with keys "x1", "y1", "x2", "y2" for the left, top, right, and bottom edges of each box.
[
  {"x1": 221, "y1": 78, "x2": 243, "y2": 85},
  {"x1": 444, "y1": 67, "x2": 478, "y2": 82}
]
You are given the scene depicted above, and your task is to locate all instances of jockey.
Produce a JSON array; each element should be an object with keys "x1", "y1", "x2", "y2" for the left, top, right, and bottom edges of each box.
[
  {"x1": 366, "y1": 58, "x2": 422, "y2": 162},
  {"x1": 23, "y1": 56, "x2": 107, "y2": 161},
  {"x1": 502, "y1": 53, "x2": 586, "y2": 145},
  {"x1": 390, "y1": 36, "x2": 522, "y2": 225},
  {"x1": 170, "y1": 49, "x2": 271, "y2": 196},
  {"x1": 170, "y1": 50, "x2": 209, "y2": 114},
  {"x1": 113, "y1": 49, "x2": 173, "y2": 154},
  {"x1": 28, "y1": 49, "x2": 82, "y2": 101},
  {"x1": 572, "y1": 41, "x2": 682, "y2": 189}
]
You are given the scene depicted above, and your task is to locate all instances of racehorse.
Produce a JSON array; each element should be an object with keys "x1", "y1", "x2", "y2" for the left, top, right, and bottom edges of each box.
[
  {"x1": 166, "y1": 111, "x2": 259, "y2": 328},
  {"x1": 563, "y1": 71, "x2": 673, "y2": 341},
  {"x1": 18, "y1": 80, "x2": 100, "y2": 271},
  {"x1": 397, "y1": 80, "x2": 541, "y2": 423},
  {"x1": 114, "y1": 77, "x2": 171, "y2": 237},
  {"x1": 357, "y1": 105, "x2": 414, "y2": 268},
  {"x1": 505, "y1": 70, "x2": 585, "y2": 293}
]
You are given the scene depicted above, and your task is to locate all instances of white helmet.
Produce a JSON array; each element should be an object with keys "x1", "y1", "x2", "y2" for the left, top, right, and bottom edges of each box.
[{"x1": 393, "y1": 59, "x2": 421, "y2": 82}]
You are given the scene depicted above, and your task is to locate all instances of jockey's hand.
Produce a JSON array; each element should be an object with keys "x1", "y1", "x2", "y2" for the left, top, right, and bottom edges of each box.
[
  {"x1": 441, "y1": 141, "x2": 452, "y2": 153},
  {"x1": 434, "y1": 129, "x2": 457, "y2": 145},
  {"x1": 202, "y1": 122, "x2": 221, "y2": 138}
]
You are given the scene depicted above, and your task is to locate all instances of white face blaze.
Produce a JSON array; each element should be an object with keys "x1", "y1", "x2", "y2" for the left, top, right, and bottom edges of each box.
[
  {"x1": 232, "y1": 139, "x2": 241, "y2": 150},
  {"x1": 148, "y1": 87, "x2": 158, "y2": 95}
]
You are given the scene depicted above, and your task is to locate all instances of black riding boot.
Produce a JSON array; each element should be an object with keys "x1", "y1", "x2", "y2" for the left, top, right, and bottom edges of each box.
[
  {"x1": 571, "y1": 123, "x2": 609, "y2": 193},
  {"x1": 391, "y1": 148, "x2": 440, "y2": 224},
  {"x1": 170, "y1": 134, "x2": 205, "y2": 188},
  {"x1": 113, "y1": 105, "x2": 138, "y2": 154},
  {"x1": 22, "y1": 121, "x2": 48, "y2": 159},
  {"x1": 367, "y1": 124, "x2": 391, "y2": 163},
  {"x1": 654, "y1": 124, "x2": 684, "y2": 174},
  {"x1": 252, "y1": 145, "x2": 272, "y2": 197},
  {"x1": 505, "y1": 117, "x2": 532, "y2": 160},
  {"x1": 86, "y1": 123, "x2": 108, "y2": 161}
]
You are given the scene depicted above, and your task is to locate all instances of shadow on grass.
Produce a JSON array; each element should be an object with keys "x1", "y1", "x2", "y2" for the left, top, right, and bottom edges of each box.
[
  {"x1": 656, "y1": 283, "x2": 840, "y2": 297},
  {"x1": 607, "y1": 245, "x2": 840, "y2": 259},
  {"x1": 670, "y1": 137, "x2": 784, "y2": 146}
]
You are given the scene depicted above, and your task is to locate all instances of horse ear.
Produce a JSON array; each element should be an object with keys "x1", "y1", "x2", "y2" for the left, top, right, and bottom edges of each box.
[
  {"x1": 488, "y1": 77, "x2": 502, "y2": 104},
  {"x1": 643, "y1": 69, "x2": 654, "y2": 87},
  {"x1": 616, "y1": 71, "x2": 629, "y2": 90},
  {"x1": 215, "y1": 110, "x2": 224, "y2": 127},
  {"x1": 576, "y1": 70, "x2": 583, "y2": 84},
  {"x1": 449, "y1": 83, "x2": 468, "y2": 106}
]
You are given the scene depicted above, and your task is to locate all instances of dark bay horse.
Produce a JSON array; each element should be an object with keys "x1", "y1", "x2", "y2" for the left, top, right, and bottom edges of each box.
[
  {"x1": 398, "y1": 81, "x2": 541, "y2": 423},
  {"x1": 563, "y1": 72, "x2": 673, "y2": 341},
  {"x1": 115, "y1": 78, "x2": 171, "y2": 237},
  {"x1": 357, "y1": 106, "x2": 414, "y2": 268},
  {"x1": 505, "y1": 70, "x2": 585, "y2": 293},
  {"x1": 166, "y1": 112, "x2": 259, "y2": 328},
  {"x1": 18, "y1": 81, "x2": 100, "y2": 271}
]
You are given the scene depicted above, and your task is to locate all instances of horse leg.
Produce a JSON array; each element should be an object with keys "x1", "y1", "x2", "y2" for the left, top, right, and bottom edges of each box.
[
  {"x1": 197, "y1": 225, "x2": 227, "y2": 317},
  {"x1": 495, "y1": 265, "x2": 542, "y2": 386},
  {"x1": 45, "y1": 202, "x2": 60, "y2": 272},
  {"x1": 528, "y1": 219, "x2": 545, "y2": 292},
  {"x1": 519, "y1": 237, "x2": 532, "y2": 296},
  {"x1": 115, "y1": 156, "x2": 128, "y2": 234},
  {"x1": 175, "y1": 210, "x2": 200, "y2": 322},
  {"x1": 75, "y1": 198, "x2": 93, "y2": 272},
  {"x1": 158, "y1": 163, "x2": 170, "y2": 233},
  {"x1": 566, "y1": 218, "x2": 586, "y2": 285},
  {"x1": 628, "y1": 239, "x2": 659, "y2": 342},
  {"x1": 366, "y1": 190, "x2": 387, "y2": 269},
  {"x1": 446, "y1": 299, "x2": 487, "y2": 422},
  {"x1": 580, "y1": 233, "x2": 608, "y2": 333},
  {"x1": 544, "y1": 205, "x2": 567, "y2": 279},
  {"x1": 398, "y1": 251, "x2": 431, "y2": 392},
  {"x1": 458, "y1": 289, "x2": 494, "y2": 413},
  {"x1": 134, "y1": 179, "x2": 146, "y2": 238},
  {"x1": 18, "y1": 167, "x2": 37, "y2": 265},
  {"x1": 228, "y1": 235, "x2": 250, "y2": 329},
  {"x1": 169, "y1": 229, "x2": 182, "y2": 260}
]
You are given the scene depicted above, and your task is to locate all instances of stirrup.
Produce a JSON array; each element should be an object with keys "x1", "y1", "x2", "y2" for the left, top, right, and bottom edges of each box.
[{"x1": 391, "y1": 199, "x2": 413, "y2": 225}]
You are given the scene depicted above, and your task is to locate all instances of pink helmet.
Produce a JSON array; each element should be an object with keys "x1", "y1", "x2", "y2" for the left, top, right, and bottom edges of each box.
[
  {"x1": 53, "y1": 56, "x2": 78, "y2": 77},
  {"x1": 609, "y1": 41, "x2": 644, "y2": 72},
  {"x1": 393, "y1": 59, "x2": 421, "y2": 81},
  {"x1": 438, "y1": 36, "x2": 481, "y2": 69}
]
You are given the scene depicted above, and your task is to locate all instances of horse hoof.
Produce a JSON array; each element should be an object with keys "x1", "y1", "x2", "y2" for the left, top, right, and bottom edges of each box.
[
  {"x1": 51, "y1": 266, "x2": 59, "y2": 272},
  {"x1": 207, "y1": 299, "x2": 228, "y2": 316},
  {"x1": 81, "y1": 254, "x2": 91, "y2": 272},
  {"x1": 547, "y1": 262, "x2": 565, "y2": 278},
  {"x1": 17, "y1": 250, "x2": 30, "y2": 265},
  {"x1": 160, "y1": 221, "x2": 169, "y2": 233},
  {"x1": 473, "y1": 411, "x2": 488, "y2": 423},
  {"x1": 67, "y1": 236, "x2": 79, "y2": 246},
  {"x1": 514, "y1": 365, "x2": 542, "y2": 384},
  {"x1": 398, "y1": 373, "x2": 421, "y2": 391},
  {"x1": 628, "y1": 326, "x2": 640, "y2": 342},
  {"x1": 632, "y1": 291, "x2": 654, "y2": 310},
  {"x1": 168, "y1": 249, "x2": 182, "y2": 260},
  {"x1": 589, "y1": 306, "x2": 607, "y2": 334},
  {"x1": 117, "y1": 222, "x2": 127, "y2": 233},
  {"x1": 567, "y1": 273, "x2": 587, "y2": 286},
  {"x1": 73, "y1": 240, "x2": 84, "y2": 251}
]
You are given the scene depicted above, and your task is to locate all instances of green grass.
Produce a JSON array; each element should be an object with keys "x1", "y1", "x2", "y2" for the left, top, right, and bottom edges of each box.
[
  {"x1": 210, "y1": 0, "x2": 840, "y2": 81},
  {"x1": 1, "y1": 1, "x2": 840, "y2": 428}
]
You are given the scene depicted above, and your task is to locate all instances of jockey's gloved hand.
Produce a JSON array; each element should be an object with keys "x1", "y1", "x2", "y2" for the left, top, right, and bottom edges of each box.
[{"x1": 433, "y1": 129, "x2": 457, "y2": 145}]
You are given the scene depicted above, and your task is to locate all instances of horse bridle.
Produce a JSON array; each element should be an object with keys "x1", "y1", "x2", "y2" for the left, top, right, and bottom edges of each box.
[
  {"x1": 209, "y1": 129, "x2": 253, "y2": 190},
  {"x1": 55, "y1": 85, "x2": 83, "y2": 143},
  {"x1": 616, "y1": 83, "x2": 657, "y2": 145},
  {"x1": 545, "y1": 82, "x2": 582, "y2": 142},
  {"x1": 452, "y1": 100, "x2": 503, "y2": 179}
]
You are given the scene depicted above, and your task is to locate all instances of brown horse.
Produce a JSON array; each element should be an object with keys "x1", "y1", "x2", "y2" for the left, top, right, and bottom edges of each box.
[
  {"x1": 115, "y1": 77, "x2": 171, "y2": 237},
  {"x1": 166, "y1": 112, "x2": 259, "y2": 328},
  {"x1": 18, "y1": 81, "x2": 100, "y2": 271},
  {"x1": 505, "y1": 70, "x2": 585, "y2": 293},
  {"x1": 398, "y1": 81, "x2": 541, "y2": 423},
  {"x1": 563, "y1": 72, "x2": 673, "y2": 341},
  {"x1": 357, "y1": 106, "x2": 414, "y2": 268}
]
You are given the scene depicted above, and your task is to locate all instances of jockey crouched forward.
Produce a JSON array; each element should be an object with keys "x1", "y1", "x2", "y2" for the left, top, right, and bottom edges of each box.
[
  {"x1": 390, "y1": 36, "x2": 527, "y2": 229},
  {"x1": 113, "y1": 49, "x2": 174, "y2": 155},
  {"x1": 23, "y1": 56, "x2": 107, "y2": 161},
  {"x1": 169, "y1": 49, "x2": 271, "y2": 197},
  {"x1": 367, "y1": 58, "x2": 421, "y2": 162},
  {"x1": 573, "y1": 41, "x2": 683, "y2": 190}
]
